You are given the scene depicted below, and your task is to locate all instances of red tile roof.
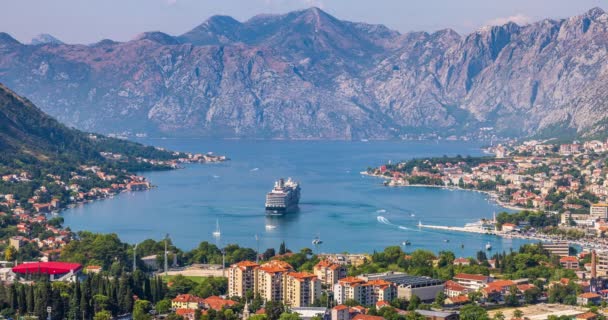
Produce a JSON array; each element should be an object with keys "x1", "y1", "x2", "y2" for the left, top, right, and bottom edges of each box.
[
  {"x1": 176, "y1": 309, "x2": 196, "y2": 316},
  {"x1": 576, "y1": 312, "x2": 597, "y2": 319},
  {"x1": 203, "y1": 296, "x2": 236, "y2": 311},
  {"x1": 445, "y1": 280, "x2": 466, "y2": 292},
  {"x1": 447, "y1": 295, "x2": 469, "y2": 304},
  {"x1": 172, "y1": 294, "x2": 204, "y2": 304},
  {"x1": 560, "y1": 256, "x2": 579, "y2": 263}
]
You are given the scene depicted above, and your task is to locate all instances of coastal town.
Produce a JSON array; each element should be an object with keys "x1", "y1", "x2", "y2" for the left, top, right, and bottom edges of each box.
[
  {"x1": 5, "y1": 239, "x2": 608, "y2": 320},
  {"x1": 0, "y1": 147, "x2": 227, "y2": 262},
  {"x1": 365, "y1": 139, "x2": 608, "y2": 250}
]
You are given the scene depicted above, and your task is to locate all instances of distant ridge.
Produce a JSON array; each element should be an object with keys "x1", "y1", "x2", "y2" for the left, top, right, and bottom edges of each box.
[{"x1": 0, "y1": 7, "x2": 607, "y2": 139}]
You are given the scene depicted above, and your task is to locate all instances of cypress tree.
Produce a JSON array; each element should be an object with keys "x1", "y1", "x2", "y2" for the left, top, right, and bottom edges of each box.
[
  {"x1": 17, "y1": 285, "x2": 26, "y2": 315},
  {"x1": 26, "y1": 285, "x2": 34, "y2": 313},
  {"x1": 69, "y1": 280, "x2": 81, "y2": 320},
  {"x1": 9, "y1": 284, "x2": 18, "y2": 311},
  {"x1": 81, "y1": 282, "x2": 91, "y2": 320},
  {"x1": 51, "y1": 289, "x2": 64, "y2": 320}
]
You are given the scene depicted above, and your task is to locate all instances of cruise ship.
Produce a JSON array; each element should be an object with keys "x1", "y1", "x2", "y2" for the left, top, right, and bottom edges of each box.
[{"x1": 265, "y1": 178, "x2": 300, "y2": 214}]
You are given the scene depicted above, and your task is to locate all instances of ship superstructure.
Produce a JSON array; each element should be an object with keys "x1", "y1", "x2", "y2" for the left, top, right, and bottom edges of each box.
[{"x1": 265, "y1": 178, "x2": 300, "y2": 214}]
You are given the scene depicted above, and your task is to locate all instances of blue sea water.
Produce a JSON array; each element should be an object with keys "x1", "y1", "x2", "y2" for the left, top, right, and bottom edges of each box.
[{"x1": 62, "y1": 139, "x2": 531, "y2": 257}]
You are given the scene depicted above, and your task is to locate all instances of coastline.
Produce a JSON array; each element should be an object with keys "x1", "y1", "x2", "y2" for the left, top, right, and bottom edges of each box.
[{"x1": 360, "y1": 171, "x2": 528, "y2": 211}]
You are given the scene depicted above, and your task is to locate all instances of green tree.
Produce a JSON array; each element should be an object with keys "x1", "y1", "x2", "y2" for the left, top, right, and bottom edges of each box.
[
  {"x1": 434, "y1": 291, "x2": 446, "y2": 306},
  {"x1": 155, "y1": 299, "x2": 172, "y2": 314},
  {"x1": 493, "y1": 311, "x2": 505, "y2": 320},
  {"x1": 279, "y1": 313, "x2": 301, "y2": 320},
  {"x1": 94, "y1": 310, "x2": 112, "y2": 320},
  {"x1": 407, "y1": 295, "x2": 421, "y2": 311},
  {"x1": 133, "y1": 300, "x2": 152, "y2": 320},
  {"x1": 459, "y1": 305, "x2": 490, "y2": 320},
  {"x1": 513, "y1": 309, "x2": 524, "y2": 318},
  {"x1": 265, "y1": 301, "x2": 285, "y2": 320}
]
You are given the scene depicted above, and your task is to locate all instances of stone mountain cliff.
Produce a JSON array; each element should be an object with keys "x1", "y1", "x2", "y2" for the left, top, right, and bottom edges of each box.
[{"x1": 0, "y1": 7, "x2": 607, "y2": 139}]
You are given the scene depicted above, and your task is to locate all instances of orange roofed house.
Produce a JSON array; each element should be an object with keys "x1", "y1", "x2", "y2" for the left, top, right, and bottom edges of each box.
[
  {"x1": 175, "y1": 309, "x2": 196, "y2": 320},
  {"x1": 202, "y1": 296, "x2": 237, "y2": 311},
  {"x1": 172, "y1": 294, "x2": 205, "y2": 310},
  {"x1": 453, "y1": 273, "x2": 493, "y2": 291},
  {"x1": 560, "y1": 256, "x2": 579, "y2": 270}
]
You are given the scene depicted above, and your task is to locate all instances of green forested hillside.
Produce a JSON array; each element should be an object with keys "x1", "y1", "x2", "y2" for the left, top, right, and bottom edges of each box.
[{"x1": 0, "y1": 83, "x2": 179, "y2": 175}]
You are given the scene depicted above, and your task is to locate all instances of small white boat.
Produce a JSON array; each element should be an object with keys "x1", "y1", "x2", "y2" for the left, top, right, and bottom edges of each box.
[
  {"x1": 212, "y1": 219, "x2": 221, "y2": 237},
  {"x1": 410, "y1": 213, "x2": 416, "y2": 217},
  {"x1": 312, "y1": 235, "x2": 323, "y2": 245},
  {"x1": 485, "y1": 242, "x2": 492, "y2": 250},
  {"x1": 265, "y1": 224, "x2": 277, "y2": 230}
]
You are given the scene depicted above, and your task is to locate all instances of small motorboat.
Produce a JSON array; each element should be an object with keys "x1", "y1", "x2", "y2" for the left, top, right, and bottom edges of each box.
[
  {"x1": 312, "y1": 235, "x2": 323, "y2": 245},
  {"x1": 485, "y1": 242, "x2": 492, "y2": 250}
]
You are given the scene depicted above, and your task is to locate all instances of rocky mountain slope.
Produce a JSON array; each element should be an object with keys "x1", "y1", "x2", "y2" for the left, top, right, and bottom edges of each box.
[{"x1": 0, "y1": 7, "x2": 607, "y2": 139}]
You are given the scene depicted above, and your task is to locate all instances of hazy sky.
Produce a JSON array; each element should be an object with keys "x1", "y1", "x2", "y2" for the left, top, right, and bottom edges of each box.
[{"x1": 1, "y1": 0, "x2": 605, "y2": 44}]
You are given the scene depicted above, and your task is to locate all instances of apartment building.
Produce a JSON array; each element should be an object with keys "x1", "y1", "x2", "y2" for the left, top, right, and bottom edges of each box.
[
  {"x1": 228, "y1": 260, "x2": 259, "y2": 297},
  {"x1": 314, "y1": 260, "x2": 347, "y2": 287},
  {"x1": 542, "y1": 242, "x2": 570, "y2": 257},
  {"x1": 228, "y1": 259, "x2": 320, "y2": 306},
  {"x1": 255, "y1": 260, "x2": 293, "y2": 302},
  {"x1": 284, "y1": 272, "x2": 321, "y2": 307},
  {"x1": 333, "y1": 277, "x2": 396, "y2": 306},
  {"x1": 591, "y1": 203, "x2": 608, "y2": 221}
]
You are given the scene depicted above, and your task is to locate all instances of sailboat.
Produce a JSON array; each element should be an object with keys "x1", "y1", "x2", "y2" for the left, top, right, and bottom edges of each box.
[{"x1": 212, "y1": 219, "x2": 221, "y2": 237}]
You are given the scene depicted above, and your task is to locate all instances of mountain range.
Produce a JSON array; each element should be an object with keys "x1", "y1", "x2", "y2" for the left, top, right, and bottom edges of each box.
[{"x1": 0, "y1": 7, "x2": 607, "y2": 140}]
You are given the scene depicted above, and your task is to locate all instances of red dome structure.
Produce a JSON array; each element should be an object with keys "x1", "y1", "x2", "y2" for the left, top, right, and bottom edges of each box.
[{"x1": 12, "y1": 262, "x2": 82, "y2": 275}]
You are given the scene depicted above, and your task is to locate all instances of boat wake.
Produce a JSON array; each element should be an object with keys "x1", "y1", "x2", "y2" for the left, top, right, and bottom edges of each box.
[
  {"x1": 377, "y1": 216, "x2": 392, "y2": 225},
  {"x1": 250, "y1": 168, "x2": 259, "y2": 172},
  {"x1": 378, "y1": 215, "x2": 412, "y2": 231}
]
